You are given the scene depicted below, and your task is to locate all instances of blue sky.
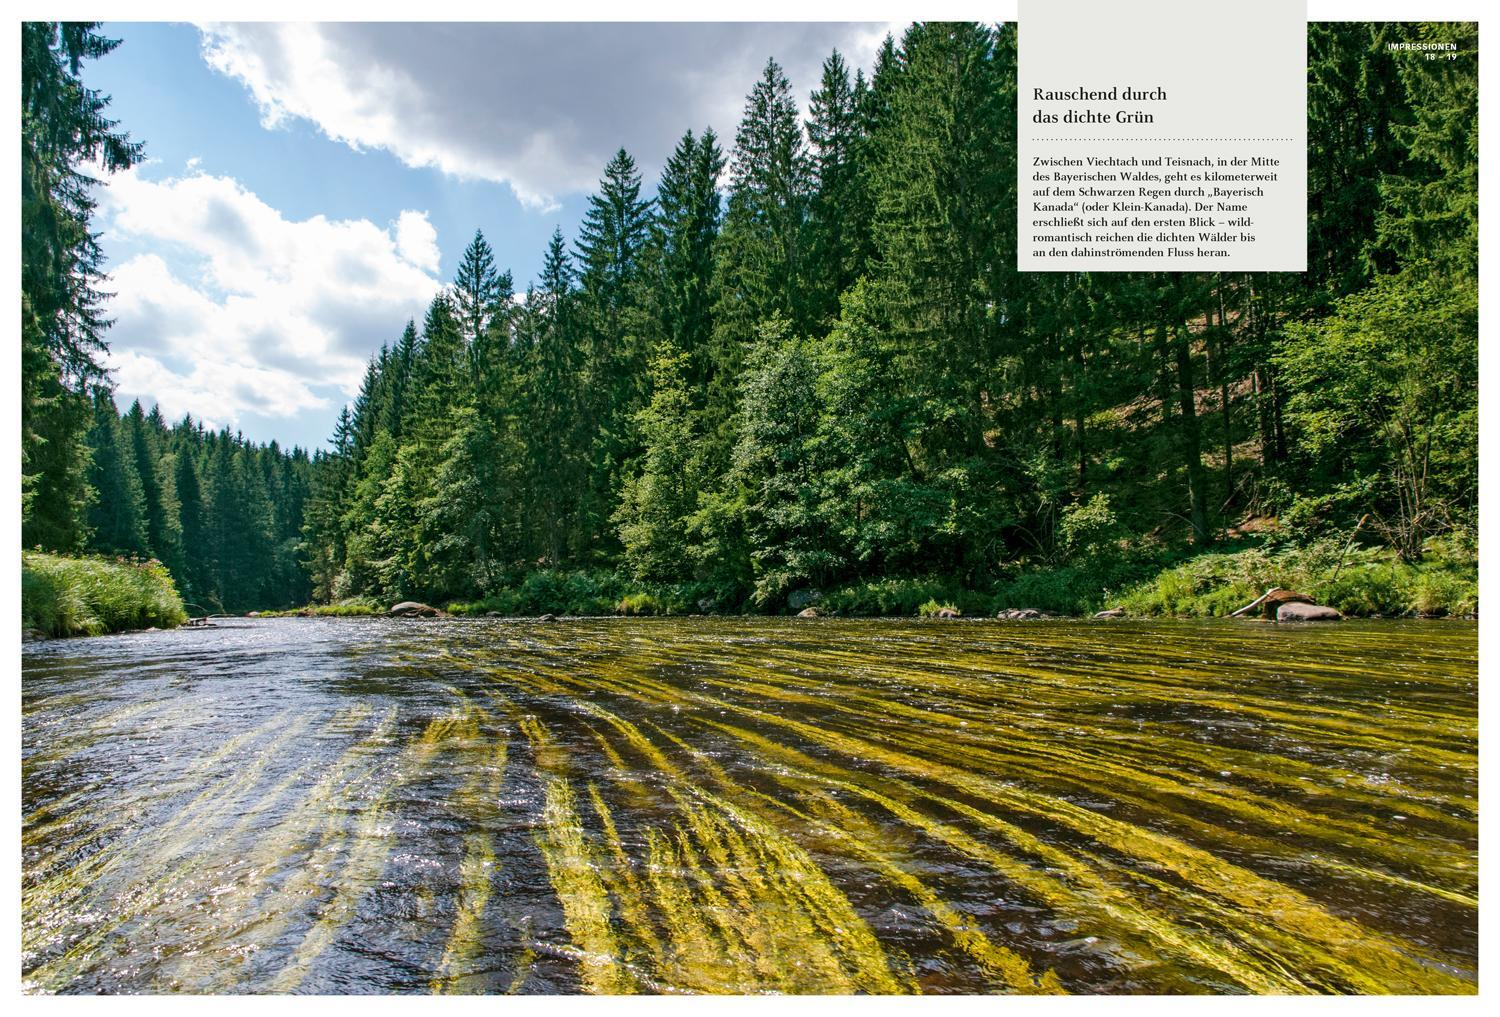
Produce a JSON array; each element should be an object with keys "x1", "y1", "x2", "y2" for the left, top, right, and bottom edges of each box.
[{"x1": 85, "y1": 21, "x2": 895, "y2": 450}]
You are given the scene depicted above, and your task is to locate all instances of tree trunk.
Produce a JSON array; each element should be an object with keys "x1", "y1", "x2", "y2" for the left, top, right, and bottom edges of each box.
[
  {"x1": 1216, "y1": 289, "x2": 1233, "y2": 520},
  {"x1": 1073, "y1": 332, "x2": 1088, "y2": 488},
  {"x1": 1174, "y1": 326, "x2": 1211, "y2": 545}
]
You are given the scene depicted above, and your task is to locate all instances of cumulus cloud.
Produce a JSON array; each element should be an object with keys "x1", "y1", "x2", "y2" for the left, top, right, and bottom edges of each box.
[
  {"x1": 97, "y1": 166, "x2": 443, "y2": 431},
  {"x1": 197, "y1": 21, "x2": 899, "y2": 210}
]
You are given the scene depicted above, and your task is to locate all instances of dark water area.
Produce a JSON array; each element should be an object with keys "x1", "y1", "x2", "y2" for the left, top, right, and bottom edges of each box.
[{"x1": 21, "y1": 617, "x2": 1477, "y2": 994}]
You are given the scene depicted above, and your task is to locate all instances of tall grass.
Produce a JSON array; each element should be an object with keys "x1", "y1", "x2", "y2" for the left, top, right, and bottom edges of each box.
[
  {"x1": 22, "y1": 551, "x2": 188, "y2": 638},
  {"x1": 257, "y1": 598, "x2": 384, "y2": 618},
  {"x1": 1115, "y1": 538, "x2": 1477, "y2": 618}
]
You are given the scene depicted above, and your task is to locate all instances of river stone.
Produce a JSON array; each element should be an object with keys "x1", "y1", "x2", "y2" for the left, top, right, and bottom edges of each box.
[
  {"x1": 1254, "y1": 589, "x2": 1314, "y2": 619},
  {"x1": 996, "y1": 608, "x2": 1043, "y2": 621},
  {"x1": 538, "y1": 613, "x2": 558, "y2": 622},
  {"x1": 787, "y1": 589, "x2": 824, "y2": 612},
  {"x1": 796, "y1": 607, "x2": 822, "y2": 618},
  {"x1": 1277, "y1": 602, "x2": 1342, "y2": 622},
  {"x1": 937, "y1": 607, "x2": 962, "y2": 619},
  {"x1": 1094, "y1": 608, "x2": 1126, "y2": 618},
  {"x1": 389, "y1": 601, "x2": 441, "y2": 618}
]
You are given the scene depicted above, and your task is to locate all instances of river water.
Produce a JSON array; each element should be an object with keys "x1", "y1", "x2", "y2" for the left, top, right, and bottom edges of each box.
[{"x1": 21, "y1": 617, "x2": 1477, "y2": 994}]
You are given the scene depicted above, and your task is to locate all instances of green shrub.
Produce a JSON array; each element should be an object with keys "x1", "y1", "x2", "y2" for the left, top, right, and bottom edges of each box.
[
  {"x1": 308, "y1": 601, "x2": 384, "y2": 617},
  {"x1": 1057, "y1": 494, "x2": 1120, "y2": 561},
  {"x1": 1320, "y1": 565, "x2": 1408, "y2": 616},
  {"x1": 1404, "y1": 568, "x2": 1476, "y2": 617},
  {"x1": 992, "y1": 566, "x2": 1110, "y2": 615},
  {"x1": 823, "y1": 578, "x2": 958, "y2": 617},
  {"x1": 615, "y1": 592, "x2": 663, "y2": 616},
  {"x1": 443, "y1": 571, "x2": 735, "y2": 617},
  {"x1": 22, "y1": 551, "x2": 187, "y2": 638}
]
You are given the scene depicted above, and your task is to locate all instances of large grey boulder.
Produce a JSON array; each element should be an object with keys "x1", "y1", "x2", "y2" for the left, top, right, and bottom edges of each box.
[
  {"x1": 389, "y1": 601, "x2": 441, "y2": 618},
  {"x1": 1277, "y1": 602, "x2": 1342, "y2": 622},
  {"x1": 796, "y1": 607, "x2": 823, "y2": 618},
  {"x1": 1232, "y1": 587, "x2": 1313, "y2": 619},
  {"x1": 1094, "y1": 608, "x2": 1126, "y2": 619}
]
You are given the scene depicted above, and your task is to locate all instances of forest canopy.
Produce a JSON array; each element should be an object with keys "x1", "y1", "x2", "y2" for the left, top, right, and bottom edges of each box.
[{"x1": 21, "y1": 22, "x2": 1479, "y2": 617}]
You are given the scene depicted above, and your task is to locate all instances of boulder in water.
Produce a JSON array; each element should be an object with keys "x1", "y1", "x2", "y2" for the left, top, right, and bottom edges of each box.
[
  {"x1": 389, "y1": 601, "x2": 441, "y2": 618},
  {"x1": 787, "y1": 589, "x2": 823, "y2": 612},
  {"x1": 995, "y1": 608, "x2": 1043, "y2": 621},
  {"x1": 1094, "y1": 608, "x2": 1126, "y2": 619},
  {"x1": 796, "y1": 607, "x2": 822, "y2": 618},
  {"x1": 1231, "y1": 587, "x2": 1313, "y2": 619},
  {"x1": 1277, "y1": 602, "x2": 1342, "y2": 622}
]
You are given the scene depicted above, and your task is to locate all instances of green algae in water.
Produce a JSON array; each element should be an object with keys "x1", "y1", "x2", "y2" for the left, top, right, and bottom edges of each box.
[{"x1": 20, "y1": 617, "x2": 1477, "y2": 994}]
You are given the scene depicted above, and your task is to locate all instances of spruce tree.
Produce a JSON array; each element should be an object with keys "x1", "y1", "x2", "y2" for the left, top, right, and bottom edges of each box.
[
  {"x1": 574, "y1": 149, "x2": 655, "y2": 552},
  {"x1": 21, "y1": 23, "x2": 143, "y2": 548},
  {"x1": 805, "y1": 50, "x2": 870, "y2": 327},
  {"x1": 454, "y1": 228, "x2": 515, "y2": 396},
  {"x1": 84, "y1": 389, "x2": 147, "y2": 555},
  {"x1": 707, "y1": 59, "x2": 813, "y2": 468},
  {"x1": 650, "y1": 129, "x2": 725, "y2": 400},
  {"x1": 405, "y1": 294, "x2": 471, "y2": 451},
  {"x1": 614, "y1": 346, "x2": 704, "y2": 582},
  {"x1": 172, "y1": 445, "x2": 211, "y2": 608},
  {"x1": 1377, "y1": 21, "x2": 1478, "y2": 278},
  {"x1": 523, "y1": 229, "x2": 587, "y2": 565},
  {"x1": 121, "y1": 400, "x2": 181, "y2": 569}
]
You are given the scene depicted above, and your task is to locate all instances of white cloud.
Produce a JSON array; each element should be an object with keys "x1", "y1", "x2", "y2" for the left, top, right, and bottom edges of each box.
[
  {"x1": 196, "y1": 21, "x2": 901, "y2": 211},
  {"x1": 394, "y1": 210, "x2": 441, "y2": 275},
  {"x1": 97, "y1": 166, "x2": 443, "y2": 431}
]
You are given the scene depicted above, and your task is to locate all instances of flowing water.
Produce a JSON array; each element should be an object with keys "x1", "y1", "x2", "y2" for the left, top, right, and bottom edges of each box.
[{"x1": 21, "y1": 617, "x2": 1477, "y2": 995}]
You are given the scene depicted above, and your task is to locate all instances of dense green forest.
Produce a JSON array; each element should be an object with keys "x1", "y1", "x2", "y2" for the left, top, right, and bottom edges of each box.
[
  {"x1": 21, "y1": 22, "x2": 1478, "y2": 618},
  {"x1": 21, "y1": 22, "x2": 311, "y2": 614},
  {"x1": 79, "y1": 396, "x2": 312, "y2": 613}
]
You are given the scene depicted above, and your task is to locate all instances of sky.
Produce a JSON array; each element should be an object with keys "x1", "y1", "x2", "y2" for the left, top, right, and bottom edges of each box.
[{"x1": 86, "y1": 21, "x2": 899, "y2": 451}]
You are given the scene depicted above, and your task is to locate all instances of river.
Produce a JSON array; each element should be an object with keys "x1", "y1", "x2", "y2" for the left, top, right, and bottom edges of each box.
[{"x1": 21, "y1": 617, "x2": 1477, "y2": 994}]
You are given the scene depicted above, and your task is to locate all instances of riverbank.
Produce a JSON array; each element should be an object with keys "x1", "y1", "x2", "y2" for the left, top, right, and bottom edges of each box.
[
  {"x1": 266, "y1": 537, "x2": 1476, "y2": 622},
  {"x1": 21, "y1": 551, "x2": 188, "y2": 639},
  {"x1": 1114, "y1": 538, "x2": 1477, "y2": 619}
]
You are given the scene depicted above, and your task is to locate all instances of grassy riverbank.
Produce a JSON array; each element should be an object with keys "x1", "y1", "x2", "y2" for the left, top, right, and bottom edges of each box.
[
  {"x1": 21, "y1": 551, "x2": 188, "y2": 639},
  {"x1": 1114, "y1": 537, "x2": 1478, "y2": 619},
  {"x1": 270, "y1": 534, "x2": 1475, "y2": 621}
]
